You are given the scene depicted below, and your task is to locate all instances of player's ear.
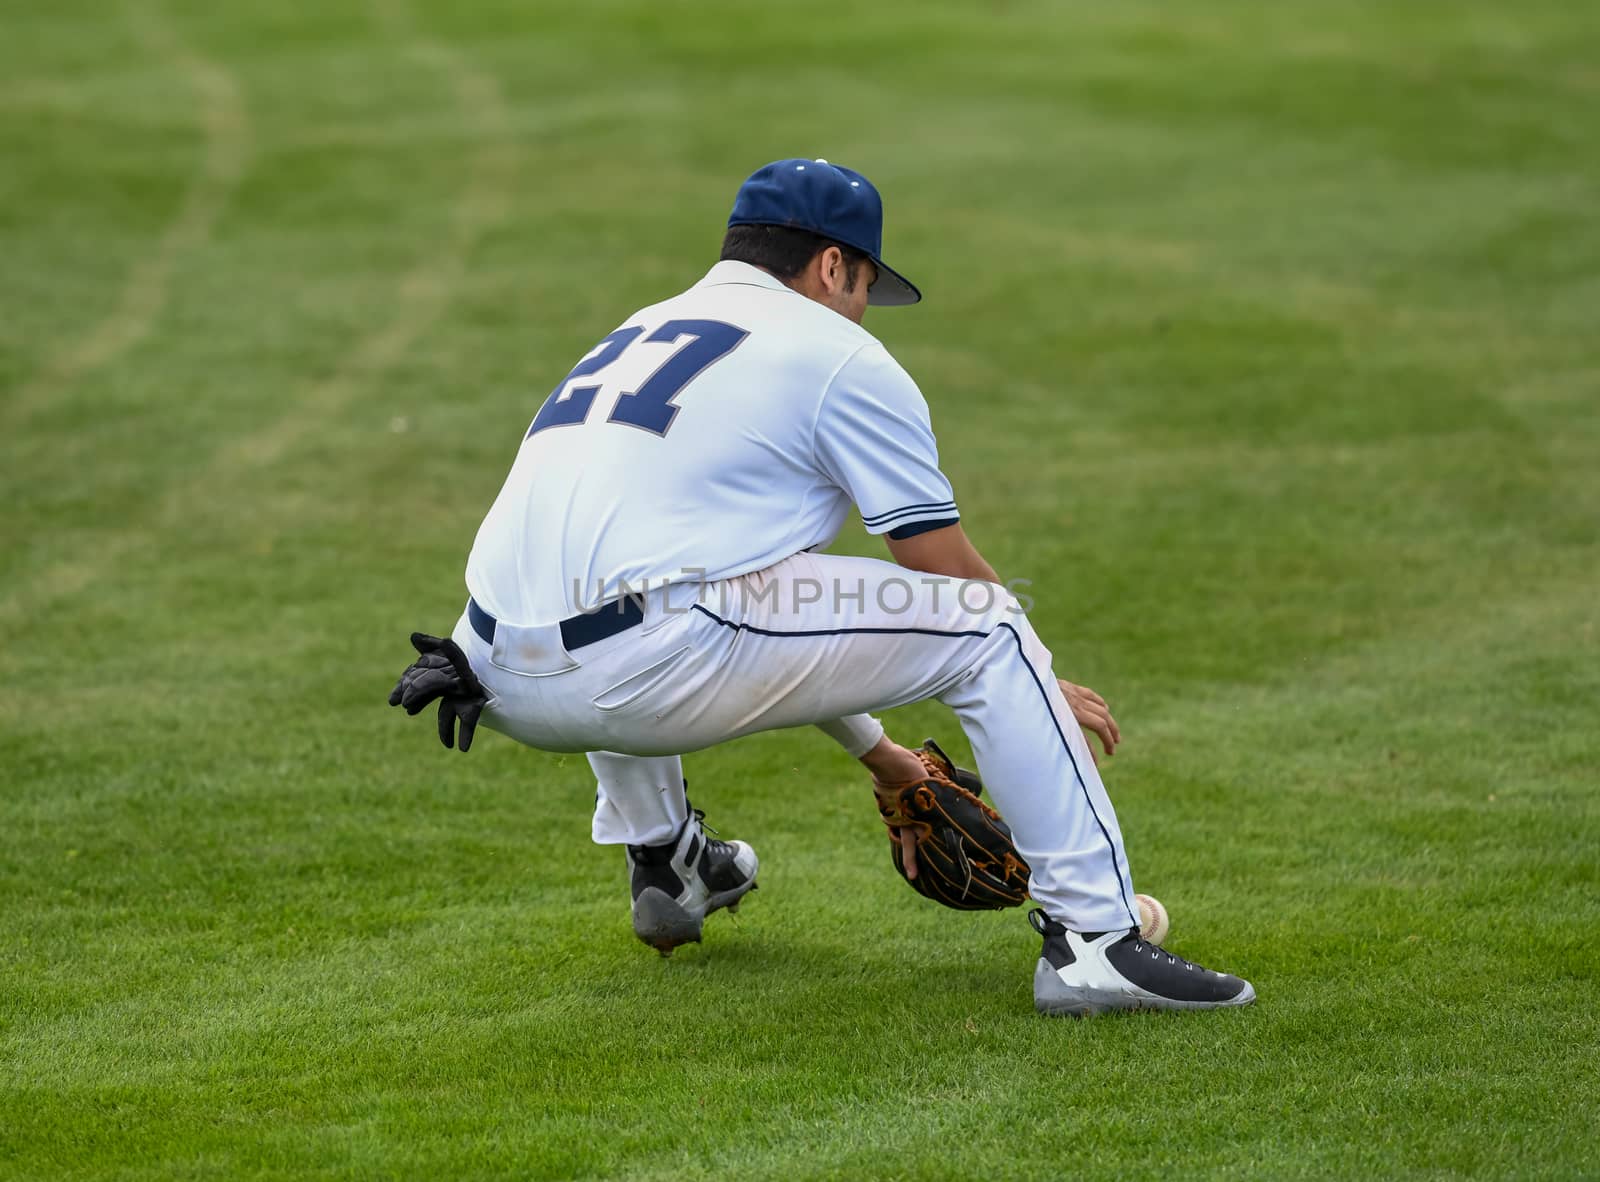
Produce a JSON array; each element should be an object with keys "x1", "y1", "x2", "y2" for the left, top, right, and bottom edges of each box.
[{"x1": 817, "y1": 245, "x2": 845, "y2": 294}]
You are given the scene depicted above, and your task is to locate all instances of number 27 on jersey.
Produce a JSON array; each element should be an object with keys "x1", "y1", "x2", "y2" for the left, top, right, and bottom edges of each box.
[{"x1": 527, "y1": 319, "x2": 747, "y2": 440}]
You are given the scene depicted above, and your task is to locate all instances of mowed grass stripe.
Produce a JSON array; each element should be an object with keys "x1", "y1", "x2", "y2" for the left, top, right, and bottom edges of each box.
[
  {"x1": 3, "y1": 1, "x2": 249, "y2": 431},
  {"x1": 224, "y1": 0, "x2": 515, "y2": 472},
  {"x1": 0, "y1": 0, "x2": 514, "y2": 632}
]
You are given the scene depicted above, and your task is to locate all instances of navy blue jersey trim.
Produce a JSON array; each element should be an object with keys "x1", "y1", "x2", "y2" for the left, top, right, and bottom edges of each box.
[
  {"x1": 862, "y1": 504, "x2": 960, "y2": 531},
  {"x1": 995, "y1": 622, "x2": 1139, "y2": 928},
  {"x1": 861, "y1": 499, "x2": 957, "y2": 527},
  {"x1": 686, "y1": 602, "x2": 1137, "y2": 928},
  {"x1": 886, "y1": 515, "x2": 960, "y2": 541},
  {"x1": 689, "y1": 603, "x2": 989, "y2": 642}
]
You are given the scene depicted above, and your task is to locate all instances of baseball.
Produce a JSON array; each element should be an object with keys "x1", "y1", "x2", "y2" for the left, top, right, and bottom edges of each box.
[{"x1": 1136, "y1": 893, "x2": 1169, "y2": 945}]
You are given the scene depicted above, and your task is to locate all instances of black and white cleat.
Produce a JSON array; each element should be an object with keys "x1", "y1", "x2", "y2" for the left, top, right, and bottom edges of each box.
[
  {"x1": 1029, "y1": 908, "x2": 1255, "y2": 1017},
  {"x1": 628, "y1": 808, "x2": 758, "y2": 956}
]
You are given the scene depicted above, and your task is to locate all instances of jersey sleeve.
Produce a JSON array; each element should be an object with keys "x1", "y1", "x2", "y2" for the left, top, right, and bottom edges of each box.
[{"x1": 813, "y1": 343, "x2": 959, "y2": 539}]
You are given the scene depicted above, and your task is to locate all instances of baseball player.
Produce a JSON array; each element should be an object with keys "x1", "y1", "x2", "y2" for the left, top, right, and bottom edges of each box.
[{"x1": 389, "y1": 158, "x2": 1254, "y2": 1016}]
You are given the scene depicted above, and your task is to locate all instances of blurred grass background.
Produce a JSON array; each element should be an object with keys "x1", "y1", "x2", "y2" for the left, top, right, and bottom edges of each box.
[{"x1": 2, "y1": 1, "x2": 1596, "y2": 1178}]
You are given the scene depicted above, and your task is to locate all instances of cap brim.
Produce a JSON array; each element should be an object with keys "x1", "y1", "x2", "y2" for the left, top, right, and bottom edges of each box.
[{"x1": 867, "y1": 258, "x2": 921, "y2": 306}]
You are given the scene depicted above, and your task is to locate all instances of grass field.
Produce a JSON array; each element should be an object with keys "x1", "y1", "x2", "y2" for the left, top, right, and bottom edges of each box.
[{"x1": 3, "y1": 0, "x2": 1598, "y2": 1177}]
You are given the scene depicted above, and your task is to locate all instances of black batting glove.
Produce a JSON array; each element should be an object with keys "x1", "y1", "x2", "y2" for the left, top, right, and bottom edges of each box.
[{"x1": 387, "y1": 632, "x2": 489, "y2": 752}]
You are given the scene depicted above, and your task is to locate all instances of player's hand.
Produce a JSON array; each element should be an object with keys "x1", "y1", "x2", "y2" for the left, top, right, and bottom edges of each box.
[
  {"x1": 1058, "y1": 680, "x2": 1119, "y2": 760},
  {"x1": 894, "y1": 826, "x2": 920, "y2": 880},
  {"x1": 388, "y1": 632, "x2": 489, "y2": 752}
]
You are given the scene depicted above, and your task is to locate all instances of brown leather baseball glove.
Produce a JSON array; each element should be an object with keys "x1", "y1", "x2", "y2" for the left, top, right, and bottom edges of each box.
[{"x1": 872, "y1": 739, "x2": 1031, "y2": 910}]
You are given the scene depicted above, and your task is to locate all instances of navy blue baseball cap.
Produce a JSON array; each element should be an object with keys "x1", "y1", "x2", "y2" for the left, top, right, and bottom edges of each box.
[{"x1": 727, "y1": 158, "x2": 921, "y2": 306}]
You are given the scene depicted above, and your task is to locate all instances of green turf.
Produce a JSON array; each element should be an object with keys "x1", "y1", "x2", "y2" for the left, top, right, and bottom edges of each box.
[{"x1": 3, "y1": 0, "x2": 1597, "y2": 1177}]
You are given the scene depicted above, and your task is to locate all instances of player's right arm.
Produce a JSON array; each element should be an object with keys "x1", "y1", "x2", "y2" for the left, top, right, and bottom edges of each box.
[
  {"x1": 813, "y1": 344, "x2": 1118, "y2": 755},
  {"x1": 893, "y1": 515, "x2": 1119, "y2": 755},
  {"x1": 812, "y1": 344, "x2": 998, "y2": 583},
  {"x1": 883, "y1": 522, "x2": 998, "y2": 584}
]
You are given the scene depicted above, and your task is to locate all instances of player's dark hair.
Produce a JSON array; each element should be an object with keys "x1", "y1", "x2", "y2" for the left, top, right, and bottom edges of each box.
[{"x1": 720, "y1": 224, "x2": 870, "y2": 293}]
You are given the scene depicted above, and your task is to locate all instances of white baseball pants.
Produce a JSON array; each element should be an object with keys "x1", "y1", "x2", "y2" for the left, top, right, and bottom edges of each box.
[{"x1": 453, "y1": 550, "x2": 1140, "y2": 932}]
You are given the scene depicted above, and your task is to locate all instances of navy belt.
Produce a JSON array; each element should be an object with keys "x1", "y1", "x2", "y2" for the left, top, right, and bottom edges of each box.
[{"x1": 468, "y1": 595, "x2": 645, "y2": 652}]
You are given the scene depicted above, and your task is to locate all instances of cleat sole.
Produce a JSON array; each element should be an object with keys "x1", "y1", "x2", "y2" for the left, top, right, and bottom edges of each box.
[
  {"x1": 632, "y1": 877, "x2": 758, "y2": 954},
  {"x1": 1034, "y1": 974, "x2": 1257, "y2": 1017}
]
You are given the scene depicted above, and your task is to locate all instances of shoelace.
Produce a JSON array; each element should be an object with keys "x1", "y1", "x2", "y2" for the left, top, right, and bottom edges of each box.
[
  {"x1": 1030, "y1": 910, "x2": 1203, "y2": 973},
  {"x1": 1130, "y1": 936, "x2": 1199, "y2": 972},
  {"x1": 692, "y1": 809, "x2": 737, "y2": 856}
]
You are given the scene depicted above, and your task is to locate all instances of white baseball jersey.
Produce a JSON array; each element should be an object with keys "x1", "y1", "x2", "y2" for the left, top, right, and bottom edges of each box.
[{"x1": 464, "y1": 260, "x2": 959, "y2": 624}]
